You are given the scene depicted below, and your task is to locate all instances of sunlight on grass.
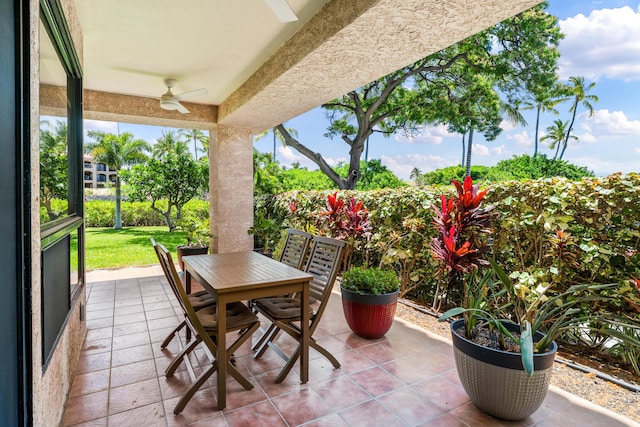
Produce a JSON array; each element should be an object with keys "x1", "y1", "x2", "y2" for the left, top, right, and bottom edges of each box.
[{"x1": 85, "y1": 226, "x2": 187, "y2": 270}]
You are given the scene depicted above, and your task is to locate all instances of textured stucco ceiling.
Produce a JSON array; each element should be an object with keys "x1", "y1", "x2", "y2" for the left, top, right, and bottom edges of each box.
[{"x1": 74, "y1": 0, "x2": 543, "y2": 132}]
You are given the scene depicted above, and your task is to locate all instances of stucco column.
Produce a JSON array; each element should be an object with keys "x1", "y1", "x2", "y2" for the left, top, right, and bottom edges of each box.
[{"x1": 209, "y1": 125, "x2": 254, "y2": 253}]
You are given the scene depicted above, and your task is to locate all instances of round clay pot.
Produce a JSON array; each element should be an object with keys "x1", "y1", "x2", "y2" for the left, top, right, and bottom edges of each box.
[
  {"x1": 450, "y1": 318, "x2": 557, "y2": 420},
  {"x1": 341, "y1": 287, "x2": 398, "y2": 339}
]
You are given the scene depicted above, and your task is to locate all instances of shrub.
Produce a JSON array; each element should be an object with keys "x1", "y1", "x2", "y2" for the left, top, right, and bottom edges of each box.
[{"x1": 341, "y1": 267, "x2": 400, "y2": 295}]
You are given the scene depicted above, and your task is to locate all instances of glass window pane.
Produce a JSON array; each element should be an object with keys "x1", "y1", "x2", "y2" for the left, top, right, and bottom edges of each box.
[{"x1": 39, "y1": 20, "x2": 69, "y2": 224}]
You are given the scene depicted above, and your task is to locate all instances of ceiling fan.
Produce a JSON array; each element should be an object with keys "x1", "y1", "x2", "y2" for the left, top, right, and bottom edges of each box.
[
  {"x1": 159, "y1": 79, "x2": 207, "y2": 114},
  {"x1": 264, "y1": 0, "x2": 298, "y2": 22}
]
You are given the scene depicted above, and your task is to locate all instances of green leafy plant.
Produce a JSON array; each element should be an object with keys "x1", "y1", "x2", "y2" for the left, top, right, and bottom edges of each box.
[
  {"x1": 440, "y1": 236, "x2": 640, "y2": 376},
  {"x1": 247, "y1": 211, "x2": 283, "y2": 254},
  {"x1": 341, "y1": 266, "x2": 400, "y2": 295},
  {"x1": 176, "y1": 215, "x2": 210, "y2": 248}
]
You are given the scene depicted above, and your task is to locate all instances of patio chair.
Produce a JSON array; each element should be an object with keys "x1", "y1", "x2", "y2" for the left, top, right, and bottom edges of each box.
[
  {"x1": 278, "y1": 228, "x2": 313, "y2": 269},
  {"x1": 251, "y1": 235, "x2": 346, "y2": 383},
  {"x1": 151, "y1": 238, "x2": 216, "y2": 349},
  {"x1": 154, "y1": 241, "x2": 260, "y2": 414}
]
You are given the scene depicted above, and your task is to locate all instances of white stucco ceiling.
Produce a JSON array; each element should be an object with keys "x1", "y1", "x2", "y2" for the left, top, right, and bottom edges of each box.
[{"x1": 75, "y1": 0, "x2": 328, "y2": 105}]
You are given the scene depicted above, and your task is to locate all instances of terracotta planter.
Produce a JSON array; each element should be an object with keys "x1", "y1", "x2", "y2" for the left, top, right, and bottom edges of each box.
[
  {"x1": 450, "y1": 318, "x2": 557, "y2": 421},
  {"x1": 341, "y1": 287, "x2": 398, "y2": 339},
  {"x1": 176, "y1": 245, "x2": 209, "y2": 271}
]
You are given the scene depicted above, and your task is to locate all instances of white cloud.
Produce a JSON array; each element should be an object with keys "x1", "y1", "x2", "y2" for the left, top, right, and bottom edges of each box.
[
  {"x1": 324, "y1": 156, "x2": 347, "y2": 167},
  {"x1": 278, "y1": 146, "x2": 316, "y2": 169},
  {"x1": 500, "y1": 119, "x2": 520, "y2": 132},
  {"x1": 380, "y1": 154, "x2": 456, "y2": 180},
  {"x1": 83, "y1": 119, "x2": 119, "y2": 134},
  {"x1": 559, "y1": 6, "x2": 640, "y2": 81},
  {"x1": 491, "y1": 145, "x2": 513, "y2": 156},
  {"x1": 635, "y1": 147, "x2": 640, "y2": 155},
  {"x1": 507, "y1": 131, "x2": 532, "y2": 148},
  {"x1": 472, "y1": 144, "x2": 490, "y2": 156},
  {"x1": 566, "y1": 156, "x2": 638, "y2": 176},
  {"x1": 579, "y1": 109, "x2": 640, "y2": 139},
  {"x1": 394, "y1": 124, "x2": 455, "y2": 145}
]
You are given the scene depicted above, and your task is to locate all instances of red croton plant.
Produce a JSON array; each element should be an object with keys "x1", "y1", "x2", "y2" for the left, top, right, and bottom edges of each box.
[
  {"x1": 430, "y1": 177, "x2": 493, "y2": 311},
  {"x1": 317, "y1": 192, "x2": 372, "y2": 270}
]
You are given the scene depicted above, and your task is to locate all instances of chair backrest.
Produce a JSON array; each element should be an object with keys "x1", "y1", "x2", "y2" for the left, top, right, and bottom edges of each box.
[
  {"x1": 154, "y1": 241, "x2": 221, "y2": 344},
  {"x1": 278, "y1": 229, "x2": 313, "y2": 270},
  {"x1": 304, "y1": 236, "x2": 346, "y2": 330},
  {"x1": 152, "y1": 239, "x2": 192, "y2": 316}
]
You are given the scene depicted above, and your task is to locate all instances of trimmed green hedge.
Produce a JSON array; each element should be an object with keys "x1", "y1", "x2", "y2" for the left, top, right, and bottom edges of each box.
[
  {"x1": 268, "y1": 174, "x2": 640, "y2": 317},
  {"x1": 83, "y1": 199, "x2": 209, "y2": 228}
]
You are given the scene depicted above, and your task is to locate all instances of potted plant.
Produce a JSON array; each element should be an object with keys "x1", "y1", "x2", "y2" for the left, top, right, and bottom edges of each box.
[
  {"x1": 247, "y1": 211, "x2": 283, "y2": 257},
  {"x1": 433, "y1": 177, "x2": 640, "y2": 420},
  {"x1": 341, "y1": 266, "x2": 400, "y2": 339},
  {"x1": 176, "y1": 216, "x2": 210, "y2": 270}
]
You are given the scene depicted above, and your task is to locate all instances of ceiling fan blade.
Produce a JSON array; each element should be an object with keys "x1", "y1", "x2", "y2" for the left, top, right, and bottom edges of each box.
[
  {"x1": 176, "y1": 102, "x2": 190, "y2": 114},
  {"x1": 175, "y1": 88, "x2": 208, "y2": 100},
  {"x1": 264, "y1": 0, "x2": 298, "y2": 22}
]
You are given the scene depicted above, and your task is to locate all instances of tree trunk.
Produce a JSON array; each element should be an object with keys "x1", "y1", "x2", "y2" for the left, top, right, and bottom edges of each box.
[
  {"x1": 461, "y1": 133, "x2": 466, "y2": 167},
  {"x1": 115, "y1": 176, "x2": 122, "y2": 230},
  {"x1": 193, "y1": 136, "x2": 198, "y2": 161},
  {"x1": 561, "y1": 102, "x2": 578, "y2": 160},
  {"x1": 533, "y1": 104, "x2": 541, "y2": 158},
  {"x1": 465, "y1": 129, "x2": 474, "y2": 177},
  {"x1": 553, "y1": 141, "x2": 561, "y2": 160}
]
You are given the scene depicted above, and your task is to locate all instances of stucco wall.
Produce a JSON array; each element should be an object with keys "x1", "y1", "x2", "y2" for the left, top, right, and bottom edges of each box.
[{"x1": 31, "y1": 0, "x2": 87, "y2": 425}]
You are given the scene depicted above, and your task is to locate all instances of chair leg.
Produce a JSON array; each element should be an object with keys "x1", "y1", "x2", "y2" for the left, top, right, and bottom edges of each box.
[
  {"x1": 310, "y1": 339, "x2": 341, "y2": 369},
  {"x1": 275, "y1": 345, "x2": 300, "y2": 383},
  {"x1": 253, "y1": 325, "x2": 281, "y2": 359},
  {"x1": 165, "y1": 336, "x2": 201, "y2": 377},
  {"x1": 160, "y1": 320, "x2": 186, "y2": 349},
  {"x1": 173, "y1": 361, "x2": 219, "y2": 414},
  {"x1": 251, "y1": 323, "x2": 275, "y2": 352}
]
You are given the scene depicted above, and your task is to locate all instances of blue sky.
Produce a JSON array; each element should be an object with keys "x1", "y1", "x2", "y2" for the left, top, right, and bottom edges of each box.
[{"x1": 85, "y1": 1, "x2": 640, "y2": 180}]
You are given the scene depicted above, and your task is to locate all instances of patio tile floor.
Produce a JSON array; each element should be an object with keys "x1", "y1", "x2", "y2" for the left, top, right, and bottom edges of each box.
[{"x1": 61, "y1": 267, "x2": 638, "y2": 426}]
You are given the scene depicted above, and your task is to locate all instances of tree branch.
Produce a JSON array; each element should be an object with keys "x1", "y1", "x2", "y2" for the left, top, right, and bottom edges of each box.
[{"x1": 276, "y1": 124, "x2": 347, "y2": 189}]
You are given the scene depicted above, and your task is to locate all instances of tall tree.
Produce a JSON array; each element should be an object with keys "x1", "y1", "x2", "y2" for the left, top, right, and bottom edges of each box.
[
  {"x1": 121, "y1": 152, "x2": 207, "y2": 231},
  {"x1": 559, "y1": 76, "x2": 598, "y2": 160},
  {"x1": 86, "y1": 131, "x2": 150, "y2": 229},
  {"x1": 178, "y1": 128, "x2": 208, "y2": 161},
  {"x1": 541, "y1": 119, "x2": 576, "y2": 160},
  {"x1": 409, "y1": 167, "x2": 422, "y2": 182},
  {"x1": 153, "y1": 129, "x2": 189, "y2": 159},
  {"x1": 276, "y1": 2, "x2": 561, "y2": 189},
  {"x1": 521, "y1": 83, "x2": 562, "y2": 157},
  {"x1": 40, "y1": 120, "x2": 68, "y2": 221}
]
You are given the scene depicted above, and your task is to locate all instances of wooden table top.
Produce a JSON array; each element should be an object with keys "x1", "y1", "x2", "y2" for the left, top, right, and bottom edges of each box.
[{"x1": 182, "y1": 251, "x2": 313, "y2": 294}]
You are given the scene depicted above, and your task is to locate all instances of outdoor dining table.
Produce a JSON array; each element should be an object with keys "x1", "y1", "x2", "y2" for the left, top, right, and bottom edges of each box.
[{"x1": 182, "y1": 250, "x2": 313, "y2": 410}]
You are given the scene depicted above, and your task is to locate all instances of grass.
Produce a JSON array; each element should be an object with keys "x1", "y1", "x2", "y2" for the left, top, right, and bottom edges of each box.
[{"x1": 84, "y1": 226, "x2": 187, "y2": 270}]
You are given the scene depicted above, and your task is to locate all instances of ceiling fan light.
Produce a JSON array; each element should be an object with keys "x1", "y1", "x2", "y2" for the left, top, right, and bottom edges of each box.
[{"x1": 160, "y1": 98, "x2": 180, "y2": 111}]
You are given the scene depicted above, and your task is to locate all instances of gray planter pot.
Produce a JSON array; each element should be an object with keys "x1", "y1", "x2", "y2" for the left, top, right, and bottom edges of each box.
[{"x1": 450, "y1": 318, "x2": 557, "y2": 421}]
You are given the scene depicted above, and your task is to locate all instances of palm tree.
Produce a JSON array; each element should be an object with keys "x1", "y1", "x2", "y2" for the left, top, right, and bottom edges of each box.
[
  {"x1": 540, "y1": 119, "x2": 576, "y2": 160},
  {"x1": 86, "y1": 131, "x2": 150, "y2": 229},
  {"x1": 559, "y1": 76, "x2": 598, "y2": 160},
  {"x1": 178, "y1": 128, "x2": 209, "y2": 161},
  {"x1": 40, "y1": 120, "x2": 68, "y2": 220},
  {"x1": 409, "y1": 167, "x2": 422, "y2": 182},
  {"x1": 521, "y1": 85, "x2": 562, "y2": 157},
  {"x1": 254, "y1": 126, "x2": 298, "y2": 162},
  {"x1": 152, "y1": 130, "x2": 189, "y2": 159}
]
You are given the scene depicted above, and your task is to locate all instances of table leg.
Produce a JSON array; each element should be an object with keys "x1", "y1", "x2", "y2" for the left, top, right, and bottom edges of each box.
[
  {"x1": 216, "y1": 294, "x2": 227, "y2": 409},
  {"x1": 300, "y1": 280, "x2": 309, "y2": 383},
  {"x1": 185, "y1": 271, "x2": 192, "y2": 341},
  {"x1": 185, "y1": 270, "x2": 192, "y2": 294}
]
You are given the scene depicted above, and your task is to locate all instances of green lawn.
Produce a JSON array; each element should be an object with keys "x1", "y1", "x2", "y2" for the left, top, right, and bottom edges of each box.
[{"x1": 85, "y1": 226, "x2": 187, "y2": 270}]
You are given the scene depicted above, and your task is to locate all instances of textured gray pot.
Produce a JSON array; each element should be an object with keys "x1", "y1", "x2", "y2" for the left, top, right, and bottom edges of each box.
[{"x1": 450, "y1": 318, "x2": 557, "y2": 421}]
